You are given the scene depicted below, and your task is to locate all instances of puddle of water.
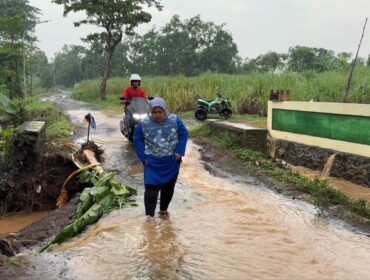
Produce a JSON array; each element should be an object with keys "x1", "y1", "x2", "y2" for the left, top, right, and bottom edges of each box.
[
  {"x1": 0, "y1": 212, "x2": 50, "y2": 235},
  {"x1": 128, "y1": 164, "x2": 143, "y2": 176},
  {"x1": 292, "y1": 165, "x2": 370, "y2": 203}
]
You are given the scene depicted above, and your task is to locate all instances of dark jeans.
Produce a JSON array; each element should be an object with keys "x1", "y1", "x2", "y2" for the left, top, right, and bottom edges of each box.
[{"x1": 144, "y1": 175, "x2": 178, "y2": 217}]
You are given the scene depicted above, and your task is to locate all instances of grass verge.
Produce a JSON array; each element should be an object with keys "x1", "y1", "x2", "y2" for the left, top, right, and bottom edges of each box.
[
  {"x1": 71, "y1": 70, "x2": 370, "y2": 115},
  {"x1": 190, "y1": 124, "x2": 370, "y2": 222},
  {"x1": 20, "y1": 97, "x2": 71, "y2": 141}
]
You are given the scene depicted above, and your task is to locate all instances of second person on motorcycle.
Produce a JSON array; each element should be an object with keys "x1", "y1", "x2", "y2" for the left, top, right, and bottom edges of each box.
[{"x1": 121, "y1": 74, "x2": 148, "y2": 109}]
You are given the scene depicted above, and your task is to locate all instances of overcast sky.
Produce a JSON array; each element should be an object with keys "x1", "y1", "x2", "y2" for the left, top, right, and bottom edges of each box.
[{"x1": 29, "y1": 0, "x2": 370, "y2": 60}]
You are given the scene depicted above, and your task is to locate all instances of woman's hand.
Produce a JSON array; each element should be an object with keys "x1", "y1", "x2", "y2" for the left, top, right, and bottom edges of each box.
[{"x1": 175, "y1": 153, "x2": 182, "y2": 161}]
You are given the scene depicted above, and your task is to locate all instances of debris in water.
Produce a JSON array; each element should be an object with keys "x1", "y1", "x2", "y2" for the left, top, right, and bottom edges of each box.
[
  {"x1": 76, "y1": 141, "x2": 104, "y2": 163},
  {"x1": 7, "y1": 256, "x2": 24, "y2": 267},
  {"x1": 0, "y1": 239, "x2": 16, "y2": 257},
  {"x1": 41, "y1": 150, "x2": 136, "y2": 252}
]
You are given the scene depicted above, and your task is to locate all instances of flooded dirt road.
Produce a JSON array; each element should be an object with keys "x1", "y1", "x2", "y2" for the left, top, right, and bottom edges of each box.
[{"x1": 6, "y1": 92, "x2": 370, "y2": 280}]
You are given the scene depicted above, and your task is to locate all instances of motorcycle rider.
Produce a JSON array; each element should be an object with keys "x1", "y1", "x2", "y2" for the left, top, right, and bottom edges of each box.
[{"x1": 121, "y1": 74, "x2": 148, "y2": 108}]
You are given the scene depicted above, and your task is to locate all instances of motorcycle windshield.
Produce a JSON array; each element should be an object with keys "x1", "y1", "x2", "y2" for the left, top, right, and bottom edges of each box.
[{"x1": 127, "y1": 98, "x2": 150, "y2": 114}]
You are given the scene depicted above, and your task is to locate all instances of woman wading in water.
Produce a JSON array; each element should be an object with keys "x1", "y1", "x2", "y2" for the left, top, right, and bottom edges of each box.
[{"x1": 133, "y1": 97, "x2": 188, "y2": 219}]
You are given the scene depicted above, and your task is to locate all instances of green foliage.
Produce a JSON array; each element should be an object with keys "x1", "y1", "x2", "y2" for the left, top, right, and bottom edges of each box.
[
  {"x1": 41, "y1": 192, "x2": 115, "y2": 250},
  {"x1": 52, "y1": 0, "x2": 163, "y2": 98},
  {"x1": 45, "y1": 117, "x2": 71, "y2": 139},
  {"x1": 0, "y1": 91, "x2": 19, "y2": 114},
  {"x1": 53, "y1": 45, "x2": 85, "y2": 87},
  {"x1": 0, "y1": 97, "x2": 71, "y2": 167},
  {"x1": 190, "y1": 124, "x2": 370, "y2": 220},
  {"x1": 40, "y1": 9, "x2": 365, "y2": 89},
  {"x1": 243, "y1": 52, "x2": 287, "y2": 73},
  {"x1": 287, "y1": 46, "x2": 342, "y2": 72},
  {"x1": 128, "y1": 15, "x2": 240, "y2": 76},
  {"x1": 10, "y1": 97, "x2": 71, "y2": 141},
  {"x1": 189, "y1": 124, "x2": 212, "y2": 138},
  {"x1": 0, "y1": 125, "x2": 15, "y2": 169},
  {"x1": 7, "y1": 256, "x2": 24, "y2": 267},
  {"x1": 0, "y1": 0, "x2": 40, "y2": 41},
  {"x1": 41, "y1": 171, "x2": 137, "y2": 252},
  {"x1": 39, "y1": 42, "x2": 132, "y2": 88},
  {"x1": 72, "y1": 68, "x2": 370, "y2": 115},
  {"x1": 26, "y1": 49, "x2": 51, "y2": 95},
  {"x1": 0, "y1": 0, "x2": 41, "y2": 98},
  {"x1": 52, "y1": 0, "x2": 162, "y2": 41},
  {"x1": 45, "y1": 15, "x2": 239, "y2": 87},
  {"x1": 23, "y1": 98, "x2": 60, "y2": 120}
]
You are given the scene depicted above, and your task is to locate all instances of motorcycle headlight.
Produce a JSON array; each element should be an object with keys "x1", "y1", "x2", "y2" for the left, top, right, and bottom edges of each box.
[{"x1": 133, "y1": 113, "x2": 147, "y2": 120}]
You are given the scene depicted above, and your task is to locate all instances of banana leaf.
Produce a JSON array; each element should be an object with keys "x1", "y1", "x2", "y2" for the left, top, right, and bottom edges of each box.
[
  {"x1": 114, "y1": 197, "x2": 138, "y2": 209},
  {"x1": 40, "y1": 170, "x2": 137, "y2": 252},
  {"x1": 73, "y1": 188, "x2": 93, "y2": 220},
  {"x1": 94, "y1": 172, "x2": 116, "y2": 188},
  {"x1": 78, "y1": 170, "x2": 94, "y2": 183},
  {"x1": 111, "y1": 181, "x2": 131, "y2": 196},
  {"x1": 90, "y1": 185, "x2": 110, "y2": 199},
  {"x1": 0, "y1": 93, "x2": 19, "y2": 114},
  {"x1": 40, "y1": 192, "x2": 115, "y2": 252}
]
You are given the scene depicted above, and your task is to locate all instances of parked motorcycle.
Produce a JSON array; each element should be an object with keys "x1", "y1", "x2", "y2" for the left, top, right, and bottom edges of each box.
[
  {"x1": 119, "y1": 97, "x2": 150, "y2": 142},
  {"x1": 194, "y1": 88, "x2": 233, "y2": 121}
]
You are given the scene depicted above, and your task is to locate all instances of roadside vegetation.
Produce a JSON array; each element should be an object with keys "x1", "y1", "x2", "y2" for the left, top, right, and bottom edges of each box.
[
  {"x1": 190, "y1": 124, "x2": 370, "y2": 222},
  {"x1": 72, "y1": 68, "x2": 370, "y2": 115},
  {"x1": 0, "y1": 97, "x2": 71, "y2": 169},
  {"x1": 20, "y1": 98, "x2": 71, "y2": 140}
]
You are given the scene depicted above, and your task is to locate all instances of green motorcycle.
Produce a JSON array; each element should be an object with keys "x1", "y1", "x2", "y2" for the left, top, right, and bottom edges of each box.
[{"x1": 194, "y1": 88, "x2": 233, "y2": 121}]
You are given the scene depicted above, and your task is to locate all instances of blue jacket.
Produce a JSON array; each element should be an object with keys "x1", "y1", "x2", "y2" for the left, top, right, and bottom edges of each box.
[{"x1": 133, "y1": 114, "x2": 188, "y2": 185}]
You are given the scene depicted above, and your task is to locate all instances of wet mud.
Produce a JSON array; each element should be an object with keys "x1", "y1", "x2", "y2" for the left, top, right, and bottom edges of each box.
[{"x1": 1, "y1": 151, "x2": 81, "y2": 216}]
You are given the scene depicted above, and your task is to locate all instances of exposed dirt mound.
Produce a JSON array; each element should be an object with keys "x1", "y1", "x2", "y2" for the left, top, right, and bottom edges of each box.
[{"x1": 0, "y1": 152, "x2": 82, "y2": 215}]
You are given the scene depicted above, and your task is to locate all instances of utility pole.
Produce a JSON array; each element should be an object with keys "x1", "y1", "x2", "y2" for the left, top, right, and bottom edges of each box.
[
  {"x1": 342, "y1": 18, "x2": 368, "y2": 103},
  {"x1": 54, "y1": 65, "x2": 56, "y2": 93},
  {"x1": 22, "y1": 20, "x2": 50, "y2": 97}
]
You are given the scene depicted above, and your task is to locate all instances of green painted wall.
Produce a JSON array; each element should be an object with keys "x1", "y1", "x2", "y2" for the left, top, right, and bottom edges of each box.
[{"x1": 272, "y1": 109, "x2": 370, "y2": 146}]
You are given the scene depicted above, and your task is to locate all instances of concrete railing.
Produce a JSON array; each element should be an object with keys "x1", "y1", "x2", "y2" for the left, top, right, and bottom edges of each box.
[{"x1": 206, "y1": 120, "x2": 268, "y2": 154}]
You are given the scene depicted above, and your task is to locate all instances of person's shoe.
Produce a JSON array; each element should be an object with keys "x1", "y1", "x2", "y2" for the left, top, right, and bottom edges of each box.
[
  {"x1": 146, "y1": 215, "x2": 156, "y2": 224},
  {"x1": 158, "y1": 210, "x2": 170, "y2": 219}
]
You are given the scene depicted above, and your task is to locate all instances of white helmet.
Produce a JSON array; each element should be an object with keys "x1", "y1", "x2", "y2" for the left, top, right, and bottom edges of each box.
[{"x1": 130, "y1": 74, "x2": 141, "y2": 81}]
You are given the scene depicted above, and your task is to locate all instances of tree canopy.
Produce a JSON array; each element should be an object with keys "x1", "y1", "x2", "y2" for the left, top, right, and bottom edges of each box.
[
  {"x1": 126, "y1": 15, "x2": 240, "y2": 76},
  {"x1": 0, "y1": 0, "x2": 40, "y2": 98},
  {"x1": 52, "y1": 0, "x2": 163, "y2": 99}
]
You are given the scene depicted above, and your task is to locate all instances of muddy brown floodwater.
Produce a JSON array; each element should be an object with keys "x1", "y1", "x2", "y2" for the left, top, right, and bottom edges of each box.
[
  {"x1": 5, "y1": 91, "x2": 370, "y2": 280},
  {"x1": 292, "y1": 165, "x2": 370, "y2": 203},
  {"x1": 0, "y1": 212, "x2": 50, "y2": 235}
]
